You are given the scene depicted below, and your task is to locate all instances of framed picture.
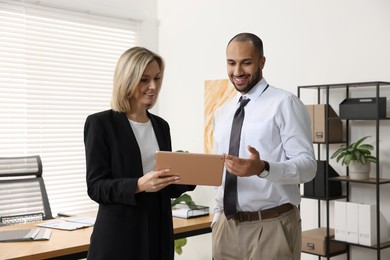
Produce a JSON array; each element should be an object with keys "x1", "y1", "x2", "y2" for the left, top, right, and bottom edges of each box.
[{"x1": 204, "y1": 79, "x2": 236, "y2": 153}]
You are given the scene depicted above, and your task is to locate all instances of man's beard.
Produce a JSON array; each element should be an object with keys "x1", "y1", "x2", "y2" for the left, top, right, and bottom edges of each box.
[{"x1": 231, "y1": 69, "x2": 262, "y2": 94}]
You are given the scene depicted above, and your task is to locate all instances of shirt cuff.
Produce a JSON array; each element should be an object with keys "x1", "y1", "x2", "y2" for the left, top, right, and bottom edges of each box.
[{"x1": 211, "y1": 212, "x2": 221, "y2": 229}]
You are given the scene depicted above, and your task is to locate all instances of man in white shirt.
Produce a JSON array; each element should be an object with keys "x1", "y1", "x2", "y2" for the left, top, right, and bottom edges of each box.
[{"x1": 211, "y1": 32, "x2": 317, "y2": 260}]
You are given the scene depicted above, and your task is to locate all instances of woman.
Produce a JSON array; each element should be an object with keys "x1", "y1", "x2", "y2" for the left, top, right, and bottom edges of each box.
[{"x1": 84, "y1": 46, "x2": 195, "y2": 259}]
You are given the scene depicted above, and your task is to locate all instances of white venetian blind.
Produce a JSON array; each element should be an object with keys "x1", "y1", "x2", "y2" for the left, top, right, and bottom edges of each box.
[{"x1": 0, "y1": 0, "x2": 140, "y2": 215}]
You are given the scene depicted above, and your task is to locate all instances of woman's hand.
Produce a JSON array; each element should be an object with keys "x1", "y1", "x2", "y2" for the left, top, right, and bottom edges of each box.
[{"x1": 136, "y1": 169, "x2": 180, "y2": 192}]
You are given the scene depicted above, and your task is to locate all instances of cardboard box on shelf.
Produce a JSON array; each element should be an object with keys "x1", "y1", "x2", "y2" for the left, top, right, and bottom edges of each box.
[
  {"x1": 339, "y1": 97, "x2": 386, "y2": 119},
  {"x1": 302, "y1": 228, "x2": 347, "y2": 256},
  {"x1": 306, "y1": 104, "x2": 343, "y2": 143}
]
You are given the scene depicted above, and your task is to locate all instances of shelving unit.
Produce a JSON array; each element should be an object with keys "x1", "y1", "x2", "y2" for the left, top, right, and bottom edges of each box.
[{"x1": 298, "y1": 81, "x2": 390, "y2": 260}]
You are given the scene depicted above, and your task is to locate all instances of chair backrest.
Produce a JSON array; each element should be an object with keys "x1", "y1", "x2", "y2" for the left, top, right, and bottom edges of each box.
[{"x1": 0, "y1": 155, "x2": 53, "y2": 225}]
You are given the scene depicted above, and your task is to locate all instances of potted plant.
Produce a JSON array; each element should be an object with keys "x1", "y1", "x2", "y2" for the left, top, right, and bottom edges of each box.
[
  {"x1": 171, "y1": 150, "x2": 199, "y2": 255},
  {"x1": 331, "y1": 136, "x2": 377, "y2": 179},
  {"x1": 171, "y1": 193, "x2": 195, "y2": 255}
]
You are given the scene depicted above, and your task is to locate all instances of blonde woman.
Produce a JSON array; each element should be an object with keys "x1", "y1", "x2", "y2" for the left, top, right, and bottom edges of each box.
[{"x1": 84, "y1": 46, "x2": 195, "y2": 260}]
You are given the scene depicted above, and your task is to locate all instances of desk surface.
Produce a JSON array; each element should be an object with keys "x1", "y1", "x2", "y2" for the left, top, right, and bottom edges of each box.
[{"x1": 0, "y1": 214, "x2": 213, "y2": 260}]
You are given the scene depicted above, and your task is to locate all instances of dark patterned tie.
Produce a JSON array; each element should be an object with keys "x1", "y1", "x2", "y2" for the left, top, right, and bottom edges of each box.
[{"x1": 224, "y1": 97, "x2": 250, "y2": 219}]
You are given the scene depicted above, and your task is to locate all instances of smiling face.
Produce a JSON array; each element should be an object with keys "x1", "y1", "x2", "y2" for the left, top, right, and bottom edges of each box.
[
  {"x1": 130, "y1": 59, "x2": 162, "y2": 109},
  {"x1": 226, "y1": 40, "x2": 265, "y2": 94}
]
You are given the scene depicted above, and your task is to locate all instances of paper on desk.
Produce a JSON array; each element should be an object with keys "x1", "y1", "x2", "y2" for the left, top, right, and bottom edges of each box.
[
  {"x1": 37, "y1": 219, "x2": 94, "y2": 231},
  {"x1": 67, "y1": 217, "x2": 96, "y2": 225}
]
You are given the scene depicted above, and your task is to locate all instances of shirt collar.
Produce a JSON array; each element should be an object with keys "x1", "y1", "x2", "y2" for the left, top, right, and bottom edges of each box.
[{"x1": 234, "y1": 78, "x2": 269, "y2": 104}]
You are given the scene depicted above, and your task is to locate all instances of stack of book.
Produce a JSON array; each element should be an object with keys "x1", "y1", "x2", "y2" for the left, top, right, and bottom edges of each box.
[{"x1": 172, "y1": 203, "x2": 209, "y2": 219}]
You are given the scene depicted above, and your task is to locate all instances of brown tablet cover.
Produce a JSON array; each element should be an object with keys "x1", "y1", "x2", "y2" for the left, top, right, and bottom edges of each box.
[{"x1": 155, "y1": 151, "x2": 224, "y2": 186}]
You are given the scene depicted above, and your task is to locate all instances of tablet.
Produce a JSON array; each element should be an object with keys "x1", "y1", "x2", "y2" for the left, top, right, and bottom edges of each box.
[{"x1": 155, "y1": 151, "x2": 225, "y2": 186}]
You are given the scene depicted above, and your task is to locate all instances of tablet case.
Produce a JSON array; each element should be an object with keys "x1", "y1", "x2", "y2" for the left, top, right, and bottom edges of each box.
[{"x1": 155, "y1": 151, "x2": 224, "y2": 186}]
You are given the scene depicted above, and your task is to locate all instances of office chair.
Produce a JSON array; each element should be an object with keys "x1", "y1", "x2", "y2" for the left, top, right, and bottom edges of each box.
[{"x1": 0, "y1": 155, "x2": 53, "y2": 225}]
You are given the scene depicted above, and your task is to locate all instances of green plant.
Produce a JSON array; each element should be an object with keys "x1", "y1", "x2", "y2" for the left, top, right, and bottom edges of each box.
[
  {"x1": 331, "y1": 136, "x2": 377, "y2": 166},
  {"x1": 172, "y1": 192, "x2": 195, "y2": 255},
  {"x1": 172, "y1": 150, "x2": 194, "y2": 255},
  {"x1": 171, "y1": 193, "x2": 196, "y2": 209},
  {"x1": 174, "y1": 237, "x2": 187, "y2": 255}
]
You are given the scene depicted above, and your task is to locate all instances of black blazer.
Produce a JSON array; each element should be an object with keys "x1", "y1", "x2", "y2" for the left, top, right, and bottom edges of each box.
[{"x1": 84, "y1": 110, "x2": 195, "y2": 260}]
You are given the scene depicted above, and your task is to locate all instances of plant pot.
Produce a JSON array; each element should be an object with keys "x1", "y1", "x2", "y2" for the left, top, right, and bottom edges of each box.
[{"x1": 349, "y1": 161, "x2": 371, "y2": 180}]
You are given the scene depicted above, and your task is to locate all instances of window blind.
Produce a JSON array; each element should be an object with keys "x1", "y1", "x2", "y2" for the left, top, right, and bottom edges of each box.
[{"x1": 0, "y1": 0, "x2": 140, "y2": 215}]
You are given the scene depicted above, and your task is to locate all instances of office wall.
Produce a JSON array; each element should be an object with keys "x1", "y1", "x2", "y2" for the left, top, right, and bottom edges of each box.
[{"x1": 157, "y1": 1, "x2": 390, "y2": 259}]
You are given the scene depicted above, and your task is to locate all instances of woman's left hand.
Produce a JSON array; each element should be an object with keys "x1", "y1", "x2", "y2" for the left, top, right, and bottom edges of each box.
[{"x1": 136, "y1": 169, "x2": 180, "y2": 192}]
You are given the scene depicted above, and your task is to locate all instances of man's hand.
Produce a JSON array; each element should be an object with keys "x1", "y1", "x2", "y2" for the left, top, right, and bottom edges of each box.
[{"x1": 224, "y1": 145, "x2": 266, "y2": 177}]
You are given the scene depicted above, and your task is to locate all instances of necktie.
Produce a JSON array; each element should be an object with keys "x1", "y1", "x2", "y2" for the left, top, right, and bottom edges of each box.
[{"x1": 224, "y1": 97, "x2": 250, "y2": 219}]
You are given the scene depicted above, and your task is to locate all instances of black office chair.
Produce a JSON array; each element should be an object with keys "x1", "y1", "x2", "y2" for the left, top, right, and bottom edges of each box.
[{"x1": 0, "y1": 155, "x2": 53, "y2": 225}]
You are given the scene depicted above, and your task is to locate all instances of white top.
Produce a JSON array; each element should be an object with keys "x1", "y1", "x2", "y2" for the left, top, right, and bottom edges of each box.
[
  {"x1": 212, "y1": 78, "x2": 316, "y2": 221},
  {"x1": 129, "y1": 119, "x2": 159, "y2": 175}
]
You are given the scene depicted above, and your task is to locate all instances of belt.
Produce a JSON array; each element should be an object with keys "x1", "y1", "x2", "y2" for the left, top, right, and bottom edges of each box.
[{"x1": 233, "y1": 203, "x2": 294, "y2": 222}]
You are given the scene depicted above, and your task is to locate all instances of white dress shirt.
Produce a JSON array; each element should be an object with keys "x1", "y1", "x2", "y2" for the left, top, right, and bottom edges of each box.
[{"x1": 212, "y1": 78, "x2": 316, "y2": 223}]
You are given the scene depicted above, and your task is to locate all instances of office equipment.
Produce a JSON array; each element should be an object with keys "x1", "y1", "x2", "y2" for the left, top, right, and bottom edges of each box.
[
  {"x1": 0, "y1": 228, "x2": 52, "y2": 242},
  {"x1": 155, "y1": 151, "x2": 224, "y2": 186},
  {"x1": 172, "y1": 204, "x2": 209, "y2": 218},
  {"x1": 0, "y1": 155, "x2": 53, "y2": 225}
]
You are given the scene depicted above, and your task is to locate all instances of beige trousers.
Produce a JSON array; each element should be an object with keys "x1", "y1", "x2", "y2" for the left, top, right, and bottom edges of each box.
[{"x1": 212, "y1": 207, "x2": 301, "y2": 260}]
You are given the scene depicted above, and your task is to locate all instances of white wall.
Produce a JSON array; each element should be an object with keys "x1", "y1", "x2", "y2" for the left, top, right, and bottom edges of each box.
[{"x1": 157, "y1": 1, "x2": 390, "y2": 259}]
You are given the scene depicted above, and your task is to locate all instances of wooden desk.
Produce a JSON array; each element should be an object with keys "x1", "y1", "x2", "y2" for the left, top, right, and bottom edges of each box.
[
  {"x1": 173, "y1": 214, "x2": 212, "y2": 240},
  {"x1": 0, "y1": 214, "x2": 213, "y2": 260}
]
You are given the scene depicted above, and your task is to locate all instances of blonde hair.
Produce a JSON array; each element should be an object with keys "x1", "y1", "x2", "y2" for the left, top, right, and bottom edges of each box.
[{"x1": 111, "y1": 46, "x2": 165, "y2": 113}]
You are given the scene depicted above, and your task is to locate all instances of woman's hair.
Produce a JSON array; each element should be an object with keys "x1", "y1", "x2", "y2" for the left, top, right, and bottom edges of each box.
[{"x1": 111, "y1": 46, "x2": 165, "y2": 113}]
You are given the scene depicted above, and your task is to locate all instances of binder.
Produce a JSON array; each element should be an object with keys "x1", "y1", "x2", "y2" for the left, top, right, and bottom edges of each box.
[
  {"x1": 303, "y1": 160, "x2": 342, "y2": 198},
  {"x1": 334, "y1": 201, "x2": 347, "y2": 241},
  {"x1": 172, "y1": 204, "x2": 209, "y2": 219},
  {"x1": 346, "y1": 202, "x2": 359, "y2": 243},
  {"x1": 358, "y1": 204, "x2": 388, "y2": 246},
  {"x1": 0, "y1": 228, "x2": 52, "y2": 242}
]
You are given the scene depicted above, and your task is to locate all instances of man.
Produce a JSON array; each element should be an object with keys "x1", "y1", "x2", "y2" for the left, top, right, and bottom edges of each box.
[{"x1": 211, "y1": 32, "x2": 316, "y2": 260}]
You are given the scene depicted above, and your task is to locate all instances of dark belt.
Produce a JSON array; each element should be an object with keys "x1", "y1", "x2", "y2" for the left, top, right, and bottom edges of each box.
[{"x1": 233, "y1": 203, "x2": 294, "y2": 222}]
